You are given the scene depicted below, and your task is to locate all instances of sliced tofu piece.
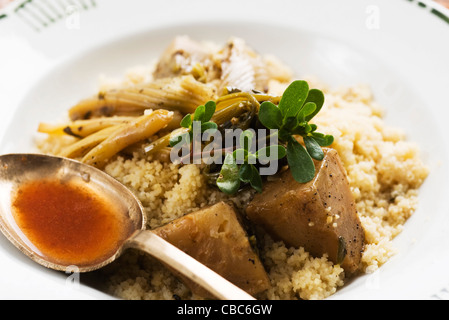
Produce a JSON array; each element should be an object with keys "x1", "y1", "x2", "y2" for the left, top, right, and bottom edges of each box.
[
  {"x1": 152, "y1": 201, "x2": 270, "y2": 298},
  {"x1": 246, "y1": 148, "x2": 365, "y2": 274}
]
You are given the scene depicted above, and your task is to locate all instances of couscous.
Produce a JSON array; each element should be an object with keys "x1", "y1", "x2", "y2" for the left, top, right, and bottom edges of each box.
[{"x1": 36, "y1": 36, "x2": 429, "y2": 300}]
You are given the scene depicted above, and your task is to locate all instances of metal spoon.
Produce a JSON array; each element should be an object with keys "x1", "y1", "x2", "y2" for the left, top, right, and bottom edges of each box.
[{"x1": 0, "y1": 153, "x2": 255, "y2": 300}]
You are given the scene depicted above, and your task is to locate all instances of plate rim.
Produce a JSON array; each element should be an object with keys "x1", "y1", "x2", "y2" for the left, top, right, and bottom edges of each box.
[{"x1": 0, "y1": 0, "x2": 448, "y2": 300}]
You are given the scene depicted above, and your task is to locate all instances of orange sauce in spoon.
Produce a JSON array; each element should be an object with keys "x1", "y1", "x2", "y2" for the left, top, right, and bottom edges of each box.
[{"x1": 12, "y1": 178, "x2": 131, "y2": 267}]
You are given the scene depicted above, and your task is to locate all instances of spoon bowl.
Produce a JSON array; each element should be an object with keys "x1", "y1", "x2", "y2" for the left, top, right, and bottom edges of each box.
[{"x1": 0, "y1": 153, "x2": 255, "y2": 300}]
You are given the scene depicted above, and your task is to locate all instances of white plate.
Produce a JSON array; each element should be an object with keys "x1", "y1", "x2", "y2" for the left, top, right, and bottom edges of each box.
[{"x1": 1, "y1": 0, "x2": 449, "y2": 300}]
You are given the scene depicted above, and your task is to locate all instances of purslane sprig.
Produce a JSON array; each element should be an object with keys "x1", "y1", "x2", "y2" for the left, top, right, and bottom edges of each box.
[
  {"x1": 169, "y1": 100, "x2": 218, "y2": 147},
  {"x1": 168, "y1": 80, "x2": 334, "y2": 195},
  {"x1": 216, "y1": 130, "x2": 286, "y2": 195},
  {"x1": 258, "y1": 80, "x2": 334, "y2": 183}
]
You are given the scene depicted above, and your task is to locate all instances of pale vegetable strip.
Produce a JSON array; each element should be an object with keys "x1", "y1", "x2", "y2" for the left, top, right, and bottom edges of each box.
[
  {"x1": 58, "y1": 125, "x2": 121, "y2": 159},
  {"x1": 38, "y1": 117, "x2": 136, "y2": 138},
  {"x1": 69, "y1": 97, "x2": 148, "y2": 119},
  {"x1": 68, "y1": 75, "x2": 217, "y2": 121},
  {"x1": 82, "y1": 110, "x2": 174, "y2": 168}
]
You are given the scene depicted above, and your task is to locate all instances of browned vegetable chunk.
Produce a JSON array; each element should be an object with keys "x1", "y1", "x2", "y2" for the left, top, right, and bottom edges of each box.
[
  {"x1": 152, "y1": 201, "x2": 270, "y2": 298},
  {"x1": 246, "y1": 148, "x2": 365, "y2": 275}
]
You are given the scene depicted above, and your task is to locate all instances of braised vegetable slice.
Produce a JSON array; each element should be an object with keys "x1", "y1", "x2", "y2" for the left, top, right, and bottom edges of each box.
[
  {"x1": 58, "y1": 125, "x2": 121, "y2": 159},
  {"x1": 81, "y1": 110, "x2": 173, "y2": 168},
  {"x1": 38, "y1": 116, "x2": 136, "y2": 138},
  {"x1": 152, "y1": 201, "x2": 270, "y2": 298},
  {"x1": 246, "y1": 148, "x2": 365, "y2": 274},
  {"x1": 68, "y1": 75, "x2": 217, "y2": 121}
]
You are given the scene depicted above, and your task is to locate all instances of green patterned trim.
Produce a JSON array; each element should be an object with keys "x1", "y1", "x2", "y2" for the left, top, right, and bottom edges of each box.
[
  {"x1": 431, "y1": 8, "x2": 449, "y2": 24},
  {"x1": 11, "y1": 0, "x2": 97, "y2": 31},
  {"x1": 407, "y1": 0, "x2": 449, "y2": 25},
  {"x1": 418, "y1": 2, "x2": 428, "y2": 8}
]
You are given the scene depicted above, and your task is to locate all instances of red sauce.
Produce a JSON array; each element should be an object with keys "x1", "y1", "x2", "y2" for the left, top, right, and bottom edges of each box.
[{"x1": 12, "y1": 179, "x2": 131, "y2": 267}]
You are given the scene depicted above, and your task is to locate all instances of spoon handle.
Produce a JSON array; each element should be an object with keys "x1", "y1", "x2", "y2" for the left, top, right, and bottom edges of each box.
[{"x1": 126, "y1": 230, "x2": 255, "y2": 300}]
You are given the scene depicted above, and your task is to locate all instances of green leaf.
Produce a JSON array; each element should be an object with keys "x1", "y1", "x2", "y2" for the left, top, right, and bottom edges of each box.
[
  {"x1": 204, "y1": 101, "x2": 216, "y2": 122},
  {"x1": 304, "y1": 89, "x2": 325, "y2": 121},
  {"x1": 217, "y1": 154, "x2": 241, "y2": 195},
  {"x1": 249, "y1": 164, "x2": 263, "y2": 193},
  {"x1": 169, "y1": 135, "x2": 182, "y2": 147},
  {"x1": 278, "y1": 80, "x2": 309, "y2": 119},
  {"x1": 282, "y1": 116, "x2": 299, "y2": 133},
  {"x1": 193, "y1": 104, "x2": 206, "y2": 122},
  {"x1": 238, "y1": 164, "x2": 263, "y2": 193},
  {"x1": 311, "y1": 132, "x2": 334, "y2": 147},
  {"x1": 238, "y1": 163, "x2": 253, "y2": 183},
  {"x1": 287, "y1": 137, "x2": 316, "y2": 183},
  {"x1": 180, "y1": 114, "x2": 192, "y2": 128},
  {"x1": 304, "y1": 136, "x2": 324, "y2": 161},
  {"x1": 259, "y1": 101, "x2": 283, "y2": 129},
  {"x1": 256, "y1": 145, "x2": 286, "y2": 160},
  {"x1": 325, "y1": 135, "x2": 335, "y2": 146},
  {"x1": 304, "y1": 124, "x2": 313, "y2": 134},
  {"x1": 169, "y1": 132, "x2": 190, "y2": 147},
  {"x1": 298, "y1": 102, "x2": 317, "y2": 119},
  {"x1": 201, "y1": 121, "x2": 218, "y2": 132},
  {"x1": 278, "y1": 128, "x2": 292, "y2": 142}
]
